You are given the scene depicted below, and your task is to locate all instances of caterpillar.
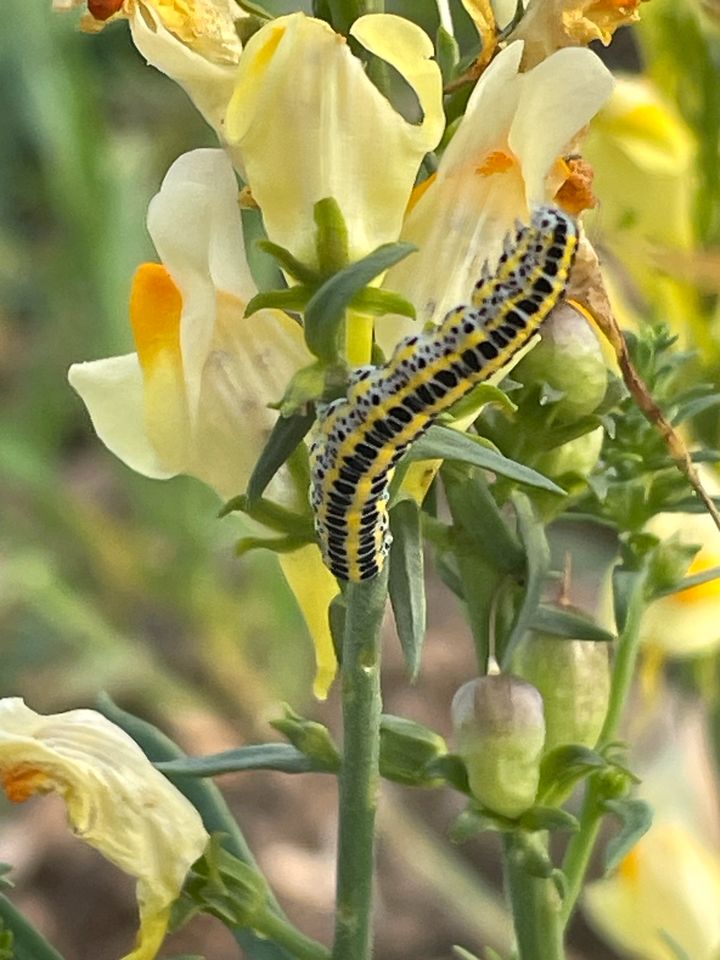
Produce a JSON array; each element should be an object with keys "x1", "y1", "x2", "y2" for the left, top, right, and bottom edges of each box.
[{"x1": 309, "y1": 205, "x2": 578, "y2": 582}]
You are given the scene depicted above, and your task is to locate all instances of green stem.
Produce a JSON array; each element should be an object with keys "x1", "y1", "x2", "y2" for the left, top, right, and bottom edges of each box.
[
  {"x1": 332, "y1": 571, "x2": 388, "y2": 960},
  {"x1": 598, "y1": 570, "x2": 648, "y2": 746},
  {"x1": 559, "y1": 570, "x2": 648, "y2": 928},
  {"x1": 502, "y1": 835, "x2": 564, "y2": 960},
  {"x1": 257, "y1": 911, "x2": 331, "y2": 960},
  {"x1": 558, "y1": 779, "x2": 604, "y2": 929}
]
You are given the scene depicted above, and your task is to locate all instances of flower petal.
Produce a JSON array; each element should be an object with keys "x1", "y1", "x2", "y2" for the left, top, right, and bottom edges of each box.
[
  {"x1": 68, "y1": 353, "x2": 175, "y2": 480},
  {"x1": 378, "y1": 42, "x2": 612, "y2": 353},
  {"x1": 187, "y1": 301, "x2": 314, "y2": 501},
  {"x1": 0, "y1": 698, "x2": 209, "y2": 960},
  {"x1": 225, "y1": 13, "x2": 443, "y2": 265},
  {"x1": 129, "y1": 4, "x2": 240, "y2": 139},
  {"x1": 146, "y1": 147, "x2": 256, "y2": 421},
  {"x1": 509, "y1": 47, "x2": 614, "y2": 204},
  {"x1": 278, "y1": 545, "x2": 340, "y2": 699}
]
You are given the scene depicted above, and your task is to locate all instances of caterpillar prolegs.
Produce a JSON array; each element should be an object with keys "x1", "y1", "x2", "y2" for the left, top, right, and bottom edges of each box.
[{"x1": 309, "y1": 206, "x2": 579, "y2": 582}]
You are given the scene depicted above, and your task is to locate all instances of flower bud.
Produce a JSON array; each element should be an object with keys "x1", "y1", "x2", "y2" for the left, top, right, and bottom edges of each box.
[
  {"x1": 451, "y1": 675, "x2": 545, "y2": 818},
  {"x1": 513, "y1": 304, "x2": 608, "y2": 424},
  {"x1": 379, "y1": 715, "x2": 448, "y2": 787},
  {"x1": 513, "y1": 635, "x2": 610, "y2": 752}
]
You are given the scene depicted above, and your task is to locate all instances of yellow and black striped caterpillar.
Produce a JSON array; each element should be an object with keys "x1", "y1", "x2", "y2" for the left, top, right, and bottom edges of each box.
[{"x1": 310, "y1": 205, "x2": 578, "y2": 582}]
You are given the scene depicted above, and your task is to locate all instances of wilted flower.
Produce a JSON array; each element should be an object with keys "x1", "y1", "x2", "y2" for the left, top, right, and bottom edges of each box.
[{"x1": 0, "y1": 698, "x2": 209, "y2": 960}]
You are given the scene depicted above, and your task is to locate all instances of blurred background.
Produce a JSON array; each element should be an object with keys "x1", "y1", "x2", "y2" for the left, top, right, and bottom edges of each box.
[{"x1": 1, "y1": 1, "x2": 720, "y2": 958}]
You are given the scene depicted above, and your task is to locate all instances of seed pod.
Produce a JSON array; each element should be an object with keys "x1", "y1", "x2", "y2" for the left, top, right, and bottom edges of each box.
[
  {"x1": 513, "y1": 635, "x2": 610, "y2": 752},
  {"x1": 379, "y1": 715, "x2": 448, "y2": 787},
  {"x1": 451, "y1": 674, "x2": 545, "y2": 818}
]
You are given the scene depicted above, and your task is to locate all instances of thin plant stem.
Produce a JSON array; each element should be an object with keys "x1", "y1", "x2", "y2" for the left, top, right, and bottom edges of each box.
[
  {"x1": 257, "y1": 911, "x2": 331, "y2": 960},
  {"x1": 332, "y1": 571, "x2": 388, "y2": 960},
  {"x1": 0, "y1": 895, "x2": 66, "y2": 960},
  {"x1": 559, "y1": 571, "x2": 648, "y2": 928},
  {"x1": 502, "y1": 834, "x2": 565, "y2": 960}
]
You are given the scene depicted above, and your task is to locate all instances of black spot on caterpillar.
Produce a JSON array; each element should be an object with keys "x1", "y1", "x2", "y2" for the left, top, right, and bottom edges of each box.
[{"x1": 309, "y1": 205, "x2": 579, "y2": 582}]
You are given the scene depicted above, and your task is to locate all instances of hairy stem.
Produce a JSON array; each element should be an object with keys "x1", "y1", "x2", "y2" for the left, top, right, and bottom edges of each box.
[{"x1": 332, "y1": 571, "x2": 388, "y2": 960}]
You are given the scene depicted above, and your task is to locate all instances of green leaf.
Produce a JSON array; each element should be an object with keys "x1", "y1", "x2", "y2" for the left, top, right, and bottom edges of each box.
[
  {"x1": 350, "y1": 286, "x2": 416, "y2": 319},
  {"x1": 529, "y1": 604, "x2": 616, "y2": 643},
  {"x1": 406, "y1": 425, "x2": 565, "y2": 495},
  {"x1": 235, "y1": 534, "x2": 311, "y2": 557},
  {"x1": 424, "y1": 753, "x2": 471, "y2": 794},
  {"x1": 536, "y1": 744, "x2": 606, "y2": 804},
  {"x1": 245, "y1": 287, "x2": 312, "y2": 317},
  {"x1": 499, "y1": 494, "x2": 550, "y2": 668},
  {"x1": 518, "y1": 806, "x2": 579, "y2": 833},
  {"x1": 444, "y1": 382, "x2": 517, "y2": 425},
  {"x1": 156, "y1": 744, "x2": 327, "y2": 777},
  {"x1": 303, "y1": 241, "x2": 417, "y2": 362},
  {"x1": 257, "y1": 240, "x2": 319, "y2": 285},
  {"x1": 603, "y1": 797, "x2": 654, "y2": 873},
  {"x1": 389, "y1": 500, "x2": 426, "y2": 681},
  {"x1": 436, "y1": 25, "x2": 460, "y2": 83},
  {"x1": 443, "y1": 464, "x2": 525, "y2": 575},
  {"x1": 236, "y1": 0, "x2": 274, "y2": 18},
  {"x1": 245, "y1": 409, "x2": 316, "y2": 506},
  {"x1": 95, "y1": 695, "x2": 292, "y2": 960},
  {"x1": 220, "y1": 495, "x2": 313, "y2": 538},
  {"x1": 652, "y1": 563, "x2": 720, "y2": 599},
  {"x1": 0, "y1": 896, "x2": 63, "y2": 960},
  {"x1": 450, "y1": 805, "x2": 514, "y2": 843}
]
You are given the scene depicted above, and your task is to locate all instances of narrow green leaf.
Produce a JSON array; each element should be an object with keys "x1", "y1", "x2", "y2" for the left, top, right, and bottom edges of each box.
[
  {"x1": 236, "y1": 0, "x2": 274, "y2": 18},
  {"x1": 603, "y1": 798, "x2": 654, "y2": 873},
  {"x1": 652, "y1": 563, "x2": 720, "y2": 599},
  {"x1": 156, "y1": 744, "x2": 328, "y2": 777},
  {"x1": 0, "y1": 897, "x2": 64, "y2": 960},
  {"x1": 443, "y1": 464, "x2": 525, "y2": 575},
  {"x1": 529, "y1": 604, "x2": 616, "y2": 643},
  {"x1": 303, "y1": 241, "x2": 417, "y2": 362},
  {"x1": 96, "y1": 695, "x2": 292, "y2": 960},
  {"x1": 257, "y1": 240, "x2": 319, "y2": 285},
  {"x1": 450, "y1": 806, "x2": 512, "y2": 843},
  {"x1": 350, "y1": 286, "x2": 416, "y2": 319},
  {"x1": 518, "y1": 806, "x2": 579, "y2": 834},
  {"x1": 235, "y1": 534, "x2": 311, "y2": 557},
  {"x1": 245, "y1": 287, "x2": 311, "y2": 317},
  {"x1": 406, "y1": 426, "x2": 565, "y2": 495},
  {"x1": 389, "y1": 500, "x2": 426, "y2": 681},
  {"x1": 498, "y1": 494, "x2": 550, "y2": 668},
  {"x1": 246, "y1": 410, "x2": 315, "y2": 506}
]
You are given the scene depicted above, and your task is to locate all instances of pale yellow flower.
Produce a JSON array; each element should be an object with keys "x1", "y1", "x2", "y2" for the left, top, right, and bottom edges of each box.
[
  {"x1": 225, "y1": 12, "x2": 444, "y2": 268},
  {"x1": 377, "y1": 40, "x2": 614, "y2": 355},
  {"x1": 509, "y1": 0, "x2": 642, "y2": 67},
  {"x1": 69, "y1": 148, "x2": 339, "y2": 697},
  {"x1": 640, "y1": 511, "x2": 720, "y2": 658},
  {"x1": 0, "y1": 698, "x2": 209, "y2": 960},
  {"x1": 584, "y1": 824, "x2": 720, "y2": 959}
]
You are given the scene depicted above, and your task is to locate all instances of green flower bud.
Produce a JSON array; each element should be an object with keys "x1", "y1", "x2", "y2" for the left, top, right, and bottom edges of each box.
[
  {"x1": 514, "y1": 304, "x2": 608, "y2": 423},
  {"x1": 533, "y1": 427, "x2": 604, "y2": 486},
  {"x1": 379, "y1": 715, "x2": 448, "y2": 787},
  {"x1": 270, "y1": 704, "x2": 341, "y2": 772},
  {"x1": 513, "y1": 634, "x2": 610, "y2": 752},
  {"x1": 451, "y1": 675, "x2": 546, "y2": 819}
]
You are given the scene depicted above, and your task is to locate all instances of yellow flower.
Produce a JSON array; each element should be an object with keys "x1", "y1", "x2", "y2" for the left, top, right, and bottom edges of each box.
[
  {"x1": 0, "y1": 698, "x2": 209, "y2": 960},
  {"x1": 583, "y1": 76, "x2": 706, "y2": 347},
  {"x1": 225, "y1": 13, "x2": 444, "y2": 268},
  {"x1": 69, "y1": 148, "x2": 339, "y2": 698},
  {"x1": 376, "y1": 40, "x2": 614, "y2": 355},
  {"x1": 509, "y1": 0, "x2": 642, "y2": 67},
  {"x1": 640, "y1": 511, "x2": 720, "y2": 658}
]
